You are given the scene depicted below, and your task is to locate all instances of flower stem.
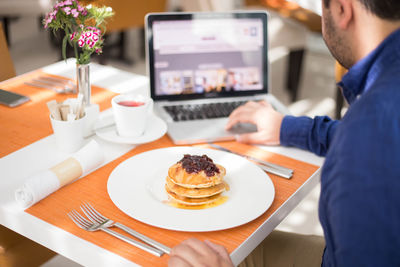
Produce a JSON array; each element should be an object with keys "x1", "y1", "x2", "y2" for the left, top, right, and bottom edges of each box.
[{"x1": 73, "y1": 42, "x2": 78, "y2": 62}]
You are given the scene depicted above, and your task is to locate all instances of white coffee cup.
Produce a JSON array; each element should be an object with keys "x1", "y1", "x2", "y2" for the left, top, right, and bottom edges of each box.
[
  {"x1": 111, "y1": 94, "x2": 153, "y2": 137},
  {"x1": 50, "y1": 114, "x2": 86, "y2": 153}
]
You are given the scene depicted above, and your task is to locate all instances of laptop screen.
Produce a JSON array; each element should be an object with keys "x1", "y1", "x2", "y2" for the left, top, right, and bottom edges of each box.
[{"x1": 146, "y1": 12, "x2": 269, "y2": 101}]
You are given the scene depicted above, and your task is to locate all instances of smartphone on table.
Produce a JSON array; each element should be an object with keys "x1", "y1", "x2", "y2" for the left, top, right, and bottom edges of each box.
[{"x1": 0, "y1": 89, "x2": 30, "y2": 107}]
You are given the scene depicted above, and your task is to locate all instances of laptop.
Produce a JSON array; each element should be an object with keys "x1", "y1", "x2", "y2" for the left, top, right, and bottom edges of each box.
[{"x1": 145, "y1": 11, "x2": 289, "y2": 144}]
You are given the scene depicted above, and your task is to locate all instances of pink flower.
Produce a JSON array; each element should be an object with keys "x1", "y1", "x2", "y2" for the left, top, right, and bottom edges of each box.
[
  {"x1": 84, "y1": 31, "x2": 92, "y2": 38},
  {"x1": 44, "y1": 11, "x2": 53, "y2": 25},
  {"x1": 88, "y1": 27, "x2": 101, "y2": 35},
  {"x1": 91, "y1": 34, "x2": 99, "y2": 42},
  {"x1": 71, "y1": 9, "x2": 79, "y2": 18},
  {"x1": 70, "y1": 32, "x2": 76, "y2": 41},
  {"x1": 49, "y1": 10, "x2": 57, "y2": 20},
  {"x1": 78, "y1": 39, "x2": 85, "y2": 47},
  {"x1": 78, "y1": 5, "x2": 88, "y2": 16},
  {"x1": 45, "y1": 16, "x2": 53, "y2": 27},
  {"x1": 86, "y1": 39, "x2": 95, "y2": 48},
  {"x1": 63, "y1": 7, "x2": 71, "y2": 15},
  {"x1": 43, "y1": 0, "x2": 112, "y2": 61}
]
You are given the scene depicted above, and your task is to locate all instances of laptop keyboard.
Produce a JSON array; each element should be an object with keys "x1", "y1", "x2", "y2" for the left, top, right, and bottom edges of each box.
[{"x1": 163, "y1": 101, "x2": 247, "y2": 121}]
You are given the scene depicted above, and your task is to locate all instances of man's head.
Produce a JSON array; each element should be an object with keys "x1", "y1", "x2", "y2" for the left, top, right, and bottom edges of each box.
[
  {"x1": 323, "y1": 0, "x2": 400, "y2": 20},
  {"x1": 321, "y1": 0, "x2": 400, "y2": 68}
]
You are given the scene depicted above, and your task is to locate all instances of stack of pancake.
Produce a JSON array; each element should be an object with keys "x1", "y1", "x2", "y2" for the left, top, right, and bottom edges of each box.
[{"x1": 165, "y1": 154, "x2": 228, "y2": 206}]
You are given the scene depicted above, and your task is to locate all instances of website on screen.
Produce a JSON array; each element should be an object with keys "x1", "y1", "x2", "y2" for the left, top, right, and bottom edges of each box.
[{"x1": 152, "y1": 18, "x2": 264, "y2": 96}]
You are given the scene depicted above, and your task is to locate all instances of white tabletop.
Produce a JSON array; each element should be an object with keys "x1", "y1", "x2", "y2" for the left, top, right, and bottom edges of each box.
[{"x1": 0, "y1": 60, "x2": 324, "y2": 266}]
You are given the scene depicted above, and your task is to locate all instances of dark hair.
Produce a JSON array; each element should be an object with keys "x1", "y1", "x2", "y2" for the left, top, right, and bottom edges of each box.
[{"x1": 323, "y1": 0, "x2": 400, "y2": 20}]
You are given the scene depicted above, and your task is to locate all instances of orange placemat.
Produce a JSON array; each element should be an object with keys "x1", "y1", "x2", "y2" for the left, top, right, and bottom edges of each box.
[
  {"x1": 2, "y1": 70, "x2": 319, "y2": 265},
  {"x1": 0, "y1": 70, "x2": 117, "y2": 158},
  {"x1": 26, "y1": 136, "x2": 319, "y2": 266}
]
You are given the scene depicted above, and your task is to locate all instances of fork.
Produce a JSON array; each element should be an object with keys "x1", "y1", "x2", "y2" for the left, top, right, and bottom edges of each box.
[
  {"x1": 38, "y1": 75, "x2": 76, "y2": 87},
  {"x1": 24, "y1": 81, "x2": 75, "y2": 94},
  {"x1": 32, "y1": 78, "x2": 77, "y2": 93},
  {"x1": 68, "y1": 209, "x2": 164, "y2": 257},
  {"x1": 80, "y1": 203, "x2": 171, "y2": 255}
]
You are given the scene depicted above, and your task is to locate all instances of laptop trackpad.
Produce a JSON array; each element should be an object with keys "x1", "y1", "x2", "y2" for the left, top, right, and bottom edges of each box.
[{"x1": 228, "y1": 122, "x2": 258, "y2": 134}]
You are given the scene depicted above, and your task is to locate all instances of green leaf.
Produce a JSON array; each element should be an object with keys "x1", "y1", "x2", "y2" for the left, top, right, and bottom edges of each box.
[
  {"x1": 73, "y1": 42, "x2": 78, "y2": 60},
  {"x1": 62, "y1": 34, "x2": 68, "y2": 62},
  {"x1": 65, "y1": 27, "x2": 71, "y2": 46}
]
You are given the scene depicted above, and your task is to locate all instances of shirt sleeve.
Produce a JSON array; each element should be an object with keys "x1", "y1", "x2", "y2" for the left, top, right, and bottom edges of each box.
[{"x1": 279, "y1": 115, "x2": 339, "y2": 156}]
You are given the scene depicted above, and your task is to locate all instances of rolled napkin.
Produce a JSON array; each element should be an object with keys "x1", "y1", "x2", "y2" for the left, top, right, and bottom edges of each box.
[{"x1": 15, "y1": 140, "x2": 104, "y2": 209}]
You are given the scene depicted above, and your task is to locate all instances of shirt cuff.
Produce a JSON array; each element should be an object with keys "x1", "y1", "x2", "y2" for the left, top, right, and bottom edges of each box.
[{"x1": 280, "y1": 115, "x2": 313, "y2": 149}]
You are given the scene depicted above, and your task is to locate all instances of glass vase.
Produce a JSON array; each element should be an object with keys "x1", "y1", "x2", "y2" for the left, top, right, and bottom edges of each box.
[
  {"x1": 76, "y1": 63, "x2": 91, "y2": 106},
  {"x1": 76, "y1": 63, "x2": 99, "y2": 137}
]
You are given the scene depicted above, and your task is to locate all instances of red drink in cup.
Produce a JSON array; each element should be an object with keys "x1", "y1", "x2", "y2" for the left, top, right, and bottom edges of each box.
[
  {"x1": 117, "y1": 101, "x2": 145, "y2": 107},
  {"x1": 112, "y1": 94, "x2": 153, "y2": 137}
]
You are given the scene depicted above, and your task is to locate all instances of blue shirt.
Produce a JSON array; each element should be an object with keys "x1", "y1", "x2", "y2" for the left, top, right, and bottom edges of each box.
[{"x1": 280, "y1": 28, "x2": 400, "y2": 266}]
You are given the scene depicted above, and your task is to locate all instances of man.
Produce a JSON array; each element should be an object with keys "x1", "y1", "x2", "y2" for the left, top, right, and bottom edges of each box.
[{"x1": 168, "y1": 0, "x2": 400, "y2": 266}]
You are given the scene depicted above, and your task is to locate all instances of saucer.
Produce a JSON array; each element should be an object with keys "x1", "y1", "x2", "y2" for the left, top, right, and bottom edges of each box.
[{"x1": 94, "y1": 115, "x2": 167, "y2": 145}]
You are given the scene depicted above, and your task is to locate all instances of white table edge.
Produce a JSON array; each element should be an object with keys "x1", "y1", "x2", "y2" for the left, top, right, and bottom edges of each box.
[{"x1": 0, "y1": 209, "x2": 139, "y2": 267}]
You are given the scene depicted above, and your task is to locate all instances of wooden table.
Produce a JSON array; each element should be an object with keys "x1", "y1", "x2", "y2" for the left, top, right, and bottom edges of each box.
[{"x1": 0, "y1": 60, "x2": 323, "y2": 266}]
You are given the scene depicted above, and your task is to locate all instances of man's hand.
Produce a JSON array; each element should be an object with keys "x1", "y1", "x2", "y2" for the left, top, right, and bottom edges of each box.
[
  {"x1": 225, "y1": 100, "x2": 284, "y2": 145},
  {"x1": 168, "y1": 238, "x2": 234, "y2": 267}
]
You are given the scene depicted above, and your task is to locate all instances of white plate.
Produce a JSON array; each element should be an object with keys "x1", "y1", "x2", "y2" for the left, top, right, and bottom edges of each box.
[
  {"x1": 94, "y1": 114, "x2": 167, "y2": 145},
  {"x1": 107, "y1": 147, "x2": 275, "y2": 232}
]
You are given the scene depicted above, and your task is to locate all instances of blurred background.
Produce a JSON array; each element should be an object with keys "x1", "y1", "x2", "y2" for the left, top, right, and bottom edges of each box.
[{"x1": 1, "y1": 0, "x2": 344, "y2": 266}]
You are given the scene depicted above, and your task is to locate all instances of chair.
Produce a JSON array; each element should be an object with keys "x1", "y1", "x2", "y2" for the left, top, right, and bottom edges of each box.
[
  {"x1": 0, "y1": 22, "x2": 57, "y2": 267},
  {"x1": 0, "y1": 22, "x2": 15, "y2": 81}
]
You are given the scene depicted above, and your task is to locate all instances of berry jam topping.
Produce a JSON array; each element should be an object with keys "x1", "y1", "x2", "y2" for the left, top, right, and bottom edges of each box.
[{"x1": 178, "y1": 154, "x2": 220, "y2": 177}]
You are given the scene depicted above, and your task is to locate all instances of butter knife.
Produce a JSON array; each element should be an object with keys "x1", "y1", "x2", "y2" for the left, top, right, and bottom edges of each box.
[
  {"x1": 208, "y1": 143, "x2": 293, "y2": 179},
  {"x1": 251, "y1": 162, "x2": 293, "y2": 179}
]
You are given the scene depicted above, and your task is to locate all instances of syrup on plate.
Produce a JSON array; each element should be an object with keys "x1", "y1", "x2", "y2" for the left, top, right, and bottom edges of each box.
[{"x1": 167, "y1": 196, "x2": 228, "y2": 210}]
